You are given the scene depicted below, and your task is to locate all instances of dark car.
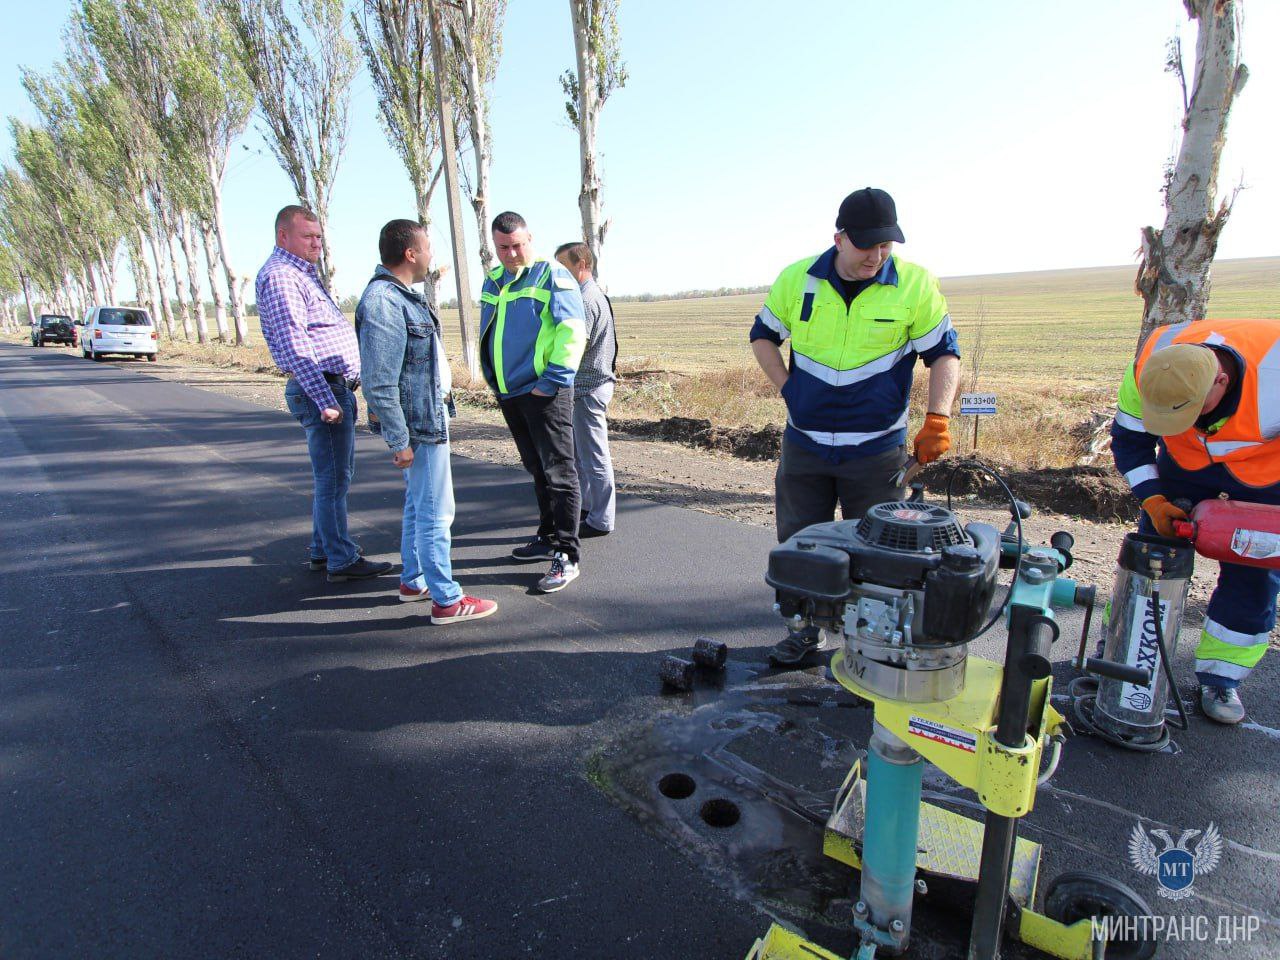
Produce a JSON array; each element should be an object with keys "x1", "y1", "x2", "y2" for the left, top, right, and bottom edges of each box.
[{"x1": 32, "y1": 315, "x2": 77, "y2": 347}]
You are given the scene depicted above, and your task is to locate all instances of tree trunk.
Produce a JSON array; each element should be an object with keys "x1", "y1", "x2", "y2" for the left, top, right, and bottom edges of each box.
[
  {"x1": 132, "y1": 227, "x2": 160, "y2": 319},
  {"x1": 162, "y1": 215, "x2": 194, "y2": 340},
  {"x1": 145, "y1": 230, "x2": 175, "y2": 339},
  {"x1": 100, "y1": 240, "x2": 118, "y2": 304},
  {"x1": 178, "y1": 212, "x2": 208, "y2": 343},
  {"x1": 455, "y1": 8, "x2": 496, "y2": 273},
  {"x1": 427, "y1": 0, "x2": 480, "y2": 379},
  {"x1": 316, "y1": 206, "x2": 338, "y2": 301},
  {"x1": 208, "y1": 170, "x2": 249, "y2": 345},
  {"x1": 569, "y1": 0, "x2": 606, "y2": 278},
  {"x1": 201, "y1": 220, "x2": 230, "y2": 341},
  {"x1": 1135, "y1": 0, "x2": 1246, "y2": 350},
  {"x1": 19, "y1": 270, "x2": 38, "y2": 325}
]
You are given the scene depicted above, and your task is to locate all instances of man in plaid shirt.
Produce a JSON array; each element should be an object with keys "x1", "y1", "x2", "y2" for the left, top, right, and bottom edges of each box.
[{"x1": 256, "y1": 205, "x2": 392, "y2": 582}]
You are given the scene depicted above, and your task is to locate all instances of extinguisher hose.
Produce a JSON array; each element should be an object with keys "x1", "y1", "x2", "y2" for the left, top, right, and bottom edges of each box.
[{"x1": 1149, "y1": 584, "x2": 1190, "y2": 732}]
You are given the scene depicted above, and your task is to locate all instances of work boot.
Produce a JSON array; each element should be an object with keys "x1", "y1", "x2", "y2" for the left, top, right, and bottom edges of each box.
[
  {"x1": 327, "y1": 557, "x2": 394, "y2": 582},
  {"x1": 1200, "y1": 685, "x2": 1246, "y2": 725},
  {"x1": 768, "y1": 624, "x2": 830, "y2": 669}
]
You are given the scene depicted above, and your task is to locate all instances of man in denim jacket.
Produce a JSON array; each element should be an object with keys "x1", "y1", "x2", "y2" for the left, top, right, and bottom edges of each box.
[{"x1": 355, "y1": 220, "x2": 496, "y2": 625}]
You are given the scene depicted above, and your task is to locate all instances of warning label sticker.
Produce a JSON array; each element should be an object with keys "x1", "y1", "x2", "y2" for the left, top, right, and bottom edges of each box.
[
  {"x1": 1230, "y1": 527, "x2": 1280, "y2": 560},
  {"x1": 908, "y1": 716, "x2": 977, "y2": 752}
]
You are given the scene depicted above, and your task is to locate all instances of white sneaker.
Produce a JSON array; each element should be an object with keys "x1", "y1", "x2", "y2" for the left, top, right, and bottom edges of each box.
[
  {"x1": 537, "y1": 554, "x2": 580, "y2": 593},
  {"x1": 1200, "y1": 685, "x2": 1246, "y2": 725}
]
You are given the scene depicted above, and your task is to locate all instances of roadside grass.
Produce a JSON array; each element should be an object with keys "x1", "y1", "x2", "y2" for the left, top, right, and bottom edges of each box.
[{"x1": 10, "y1": 256, "x2": 1276, "y2": 469}]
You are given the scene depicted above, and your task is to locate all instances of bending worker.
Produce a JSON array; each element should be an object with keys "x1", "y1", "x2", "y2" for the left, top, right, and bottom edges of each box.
[
  {"x1": 1111, "y1": 318, "x2": 1280, "y2": 724},
  {"x1": 751, "y1": 187, "x2": 960, "y2": 667}
]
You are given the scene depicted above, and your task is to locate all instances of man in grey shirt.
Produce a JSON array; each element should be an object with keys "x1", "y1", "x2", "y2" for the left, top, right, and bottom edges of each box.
[{"x1": 555, "y1": 242, "x2": 617, "y2": 535}]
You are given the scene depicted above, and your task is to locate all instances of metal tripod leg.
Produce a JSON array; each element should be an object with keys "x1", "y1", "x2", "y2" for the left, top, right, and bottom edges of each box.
[
  {"x1": 968, "y1": 604, "x2": 1058, "y2": 960},
  {"x1": 856, "y1": 720, "x2": 922, "y2": 956}
]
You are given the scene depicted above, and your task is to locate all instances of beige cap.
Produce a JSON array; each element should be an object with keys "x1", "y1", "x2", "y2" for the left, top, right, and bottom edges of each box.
[{"x1": 1138, "y1": 343, "x2": 1218, "y2": 435}]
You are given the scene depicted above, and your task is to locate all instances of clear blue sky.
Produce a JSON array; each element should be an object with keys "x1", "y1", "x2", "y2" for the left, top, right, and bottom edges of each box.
[{"x1": 2, "y1": 0, "x2": 1277, "y2": 302}]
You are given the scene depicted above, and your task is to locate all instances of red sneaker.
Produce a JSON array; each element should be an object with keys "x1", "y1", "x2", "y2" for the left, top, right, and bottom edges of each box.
[
  {"x1": 399, "y1": 584, "x2": 432, "y2": 603},
  {"x1": 431, "y1": 595, "x2": 497, "y2": 625}
]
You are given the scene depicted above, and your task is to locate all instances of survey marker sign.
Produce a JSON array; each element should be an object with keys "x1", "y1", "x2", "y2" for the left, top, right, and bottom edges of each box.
[{"x1": 960, "y1": 393, "x2": 997, "y2": 416}]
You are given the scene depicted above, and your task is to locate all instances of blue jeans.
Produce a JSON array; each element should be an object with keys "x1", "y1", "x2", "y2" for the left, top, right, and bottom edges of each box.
[
  {"x1": 401, "y1": 437, "x2": 463, "y2": 606},
  {"x1": 285, "y1": 380, "x2": 360, "y2": 570}
]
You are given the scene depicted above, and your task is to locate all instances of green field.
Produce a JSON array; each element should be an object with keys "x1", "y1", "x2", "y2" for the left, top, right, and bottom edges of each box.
[{"x1": 437, "y1": 255, "x2": 1280, "y2": 389}]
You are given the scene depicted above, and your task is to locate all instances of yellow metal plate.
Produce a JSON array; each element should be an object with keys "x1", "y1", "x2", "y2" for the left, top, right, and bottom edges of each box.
[
  {"x1": 824, "y1": 760, "x2": 1042, "y2": 907},
  {"x1": 743, "y1": 923, "x2": 845, "y2": 960}
]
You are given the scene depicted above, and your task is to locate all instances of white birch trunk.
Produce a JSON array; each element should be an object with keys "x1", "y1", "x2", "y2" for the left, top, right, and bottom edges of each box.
[
  {"x1": 145, "y1": 230, "x2": 175, "y2": 339},
  {"x1": 162, "y1": 216, "x2": 194, "y2": 340},
  {"x1": 454, "y1": 2, "x2": 496, "y2": 272},
  {"x1": 178, "y1": 212, "x2": 208, "y2": 343},
  {"x1": 1135, "y1": 0, "x2": 1247, "y2": 349},
  {"x1": 208, "y1": 169, "x2": 249, "y2": 346},
  {"x1": 201, "y1": 220, "x2": 230, "y2": 341},
  {"x1": 132, "y1": 226, "x2": 160, "y2": 320},
  {"x1": 569, "y1": 0, "x2": 606, "y2": 277}
]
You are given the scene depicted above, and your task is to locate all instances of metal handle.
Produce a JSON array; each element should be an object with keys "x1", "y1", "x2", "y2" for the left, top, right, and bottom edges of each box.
[{"x1": 1085, "y1": 657, "x2": 1151, "y2": 686}]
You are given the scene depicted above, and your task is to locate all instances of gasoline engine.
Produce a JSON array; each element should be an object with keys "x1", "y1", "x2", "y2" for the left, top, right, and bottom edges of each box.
[{"x1": 745, "y1": 482, "x2": 1159, "y2": 960}]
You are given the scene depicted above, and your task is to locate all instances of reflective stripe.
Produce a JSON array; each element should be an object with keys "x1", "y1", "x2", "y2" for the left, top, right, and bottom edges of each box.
[
  {"x1": 1256, "y1": 336, "x2": 1280, "y2": 436},
  {"x1": 792, "y1": 343, "x2": 909, "y2": 386},
  {"x1": 910, "y1": 313, "x2": 953, "y2": 353},
  {"x1": 803, "y1": 275, "x2": 821, "y2": 296},
  {"x1": 1204, "y1": 617, "x2": 1271, "y2": 649},
  {"x1": 1149, "y1": 322, "x2": 1189, "y2": 354},
  {"x1": 757, "y1": 305, "x2": 787, "y2": 338},
  {"x1": 787, "y1": 409, "x2": 908, "y2": 447},
  {"x1": 1114, "y1": 409, "x2": 1145, "y2": 432},
  {"x1": 1124, "y1": 464, "x2": 1160, "y2": 489},
  {"x1": 480, "y1": 292, "x2": 499, "y2": 304},
  {"x1": 1193, "y1": 659, "x2": 1253, "y2": 681},
  {"x1": 1205, "y1": 439, "x2": 1263, "y2": 455}
]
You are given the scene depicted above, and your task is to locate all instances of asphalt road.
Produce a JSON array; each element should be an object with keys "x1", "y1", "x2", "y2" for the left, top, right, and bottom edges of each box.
[{"x1": 2, "y1": 343, "x2": 1277, "y2": 960}]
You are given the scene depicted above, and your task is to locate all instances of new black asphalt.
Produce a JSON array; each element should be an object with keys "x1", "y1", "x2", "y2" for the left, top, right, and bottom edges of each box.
[{"x1": 2, "y1": 344, "x2": 1276, "y2": 959}]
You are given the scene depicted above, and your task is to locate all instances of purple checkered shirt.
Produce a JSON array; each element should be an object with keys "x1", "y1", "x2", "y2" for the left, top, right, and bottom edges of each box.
[{"x1": 255, "y1": 246, "x2": 360, "y2": 410}]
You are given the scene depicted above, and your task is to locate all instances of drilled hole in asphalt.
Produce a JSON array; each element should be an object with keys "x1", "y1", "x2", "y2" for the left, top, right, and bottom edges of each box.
[
  {"x1": 658, "y1": 773, "x2": 697, "y2": 800},
  {"x1": 700, "y1": 798, "x2": 741, "y2": 828}
]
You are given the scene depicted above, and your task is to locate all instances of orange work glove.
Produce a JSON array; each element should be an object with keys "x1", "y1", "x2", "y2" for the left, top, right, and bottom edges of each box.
[
  {"x1": 912, "y1": 413, "x2": 952, "y2": 465},
  {"x1": 1142, "y1": 495, "x2": 1188, "y2": 538}
]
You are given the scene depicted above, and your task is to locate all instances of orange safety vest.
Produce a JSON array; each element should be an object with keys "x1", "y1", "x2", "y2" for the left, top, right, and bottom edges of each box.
[{"x1": 1135, "y1": 319, "x2": 1280, "y2": 487}]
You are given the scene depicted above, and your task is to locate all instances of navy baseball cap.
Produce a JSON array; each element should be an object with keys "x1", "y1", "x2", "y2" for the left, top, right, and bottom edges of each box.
[{"x1": 836, "y1": 188, "x2": 905, "y2": 248}]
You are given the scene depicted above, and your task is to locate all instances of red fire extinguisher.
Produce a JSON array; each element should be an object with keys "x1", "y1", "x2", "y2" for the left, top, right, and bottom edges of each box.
[{"x1": 1172, "y1": 499, "x2": 1280, "y2": 569}]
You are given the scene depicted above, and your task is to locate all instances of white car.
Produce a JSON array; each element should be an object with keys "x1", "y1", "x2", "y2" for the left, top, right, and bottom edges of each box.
[{"x1": 82, "y1": 305, "x2": 159, "y2": 362}]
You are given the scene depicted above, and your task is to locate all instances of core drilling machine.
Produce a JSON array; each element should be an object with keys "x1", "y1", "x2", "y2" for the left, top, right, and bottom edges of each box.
[
  {"x1": 1071, "y1": 497, "x2": 1280, "y2": 751},
  {"x1": 745, "y1": 472, "x2": 1159, "y2": 960}
]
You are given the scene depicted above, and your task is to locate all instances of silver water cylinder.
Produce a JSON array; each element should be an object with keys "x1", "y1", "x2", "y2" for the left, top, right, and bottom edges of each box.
[{"x1": 1095, "y1": 533, "x2": 1195, "y2": 744}]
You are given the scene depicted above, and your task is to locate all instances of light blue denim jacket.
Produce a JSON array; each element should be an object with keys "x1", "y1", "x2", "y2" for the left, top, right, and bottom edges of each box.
[{"x1": 355, "y1": 266, "x2": 454, "y2": 449}]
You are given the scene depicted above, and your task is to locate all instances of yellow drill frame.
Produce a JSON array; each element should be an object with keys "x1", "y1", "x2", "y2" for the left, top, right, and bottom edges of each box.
[{"x1": 746, "y1": 651, "x2": 1105, "y2": 960}]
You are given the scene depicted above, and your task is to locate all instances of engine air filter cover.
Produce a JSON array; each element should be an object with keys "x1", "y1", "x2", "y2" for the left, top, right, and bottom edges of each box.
[{"x1": 856, "y1": 502, "x2": 969, "y2": 554}]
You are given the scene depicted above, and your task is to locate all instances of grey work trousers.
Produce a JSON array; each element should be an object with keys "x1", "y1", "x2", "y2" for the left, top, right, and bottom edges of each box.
[
  {"x1": 774, "y1": 436, "x2": 907, "y2": 542},
  {"x1": 572, "y1": 380, "x2": 616, "y2": 531}
]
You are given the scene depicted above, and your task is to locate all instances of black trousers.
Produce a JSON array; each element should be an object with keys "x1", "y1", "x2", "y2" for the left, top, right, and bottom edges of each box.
[
  {"x1": 499, "y1": 389, "x2": 581, "y2": 563},
  {"x1": 774, "y1": 437, "x2": 907, "y2": 542}
]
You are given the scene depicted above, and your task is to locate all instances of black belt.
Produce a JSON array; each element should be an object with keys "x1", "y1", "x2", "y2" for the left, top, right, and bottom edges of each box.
[{"x1": 322, "y1": 371, "x2": 360, "y2": 391}]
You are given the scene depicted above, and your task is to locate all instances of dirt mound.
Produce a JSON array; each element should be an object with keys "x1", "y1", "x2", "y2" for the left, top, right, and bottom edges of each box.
[
  {"x1": 612, "y1": 416, "x2": 782, "y2": 460},
  {"x1": 917, "y1": 455, "x2": 1137, "y2": 521}
]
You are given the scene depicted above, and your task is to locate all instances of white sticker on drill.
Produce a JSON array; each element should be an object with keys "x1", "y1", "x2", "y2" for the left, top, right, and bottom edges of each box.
[
  {"x1": 908, "y1": 716, "x2": 976, "y2": 752},
  {"x1": 1230, "y1": 528, "x2": 1280, "y2": 560},
  {"x1": 1118, "y1": 594, "x2": 1171, "y2": 711}
]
